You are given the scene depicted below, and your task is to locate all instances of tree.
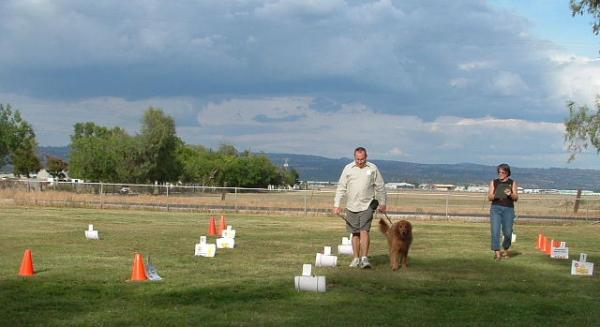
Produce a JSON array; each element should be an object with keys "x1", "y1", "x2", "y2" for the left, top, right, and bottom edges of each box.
[
  {"x1": 69, "y1": 122, "x2": 120, "y2": 182},
  {"x1": 46, "y1": 155, "x2": 69, "y2": 180},
  {"x1": 571, "y1": 0, "x2": 600, "y2": 35},
  {"x1": 137, "y1": 107, "x2": 182, "y2": 183},
  {"x1": 0, "y1": 104, "x2": 41, "y2": 176},
  {"x1": 564, "y1": 97, "x2": 600, "y2": 161}
]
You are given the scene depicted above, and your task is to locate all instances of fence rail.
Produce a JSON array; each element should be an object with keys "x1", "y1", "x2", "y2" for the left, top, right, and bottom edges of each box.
[{"x1": 1, "y1": 180, "x2": 599, "y2": 221}]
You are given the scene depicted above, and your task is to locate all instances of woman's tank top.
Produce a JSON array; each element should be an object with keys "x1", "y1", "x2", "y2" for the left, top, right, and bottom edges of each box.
[{"x1": 492, "y1": 178, "x2": 514, "y2": 208}]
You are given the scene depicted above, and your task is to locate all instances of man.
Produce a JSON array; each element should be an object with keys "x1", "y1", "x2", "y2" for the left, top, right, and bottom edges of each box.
[{"x1": 333, "y1": 147, "x2": 386, "y2": 269}]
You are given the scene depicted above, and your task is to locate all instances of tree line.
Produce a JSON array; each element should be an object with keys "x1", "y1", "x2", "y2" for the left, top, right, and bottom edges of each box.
[{"x1": 1, "y1": 105, "x2": 298, "y2": 188}]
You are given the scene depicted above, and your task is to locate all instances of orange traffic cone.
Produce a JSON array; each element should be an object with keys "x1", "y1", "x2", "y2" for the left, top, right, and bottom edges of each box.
[
  {"x1": 541, "y1": 236, "x2": 548, "y2": 253},
  {"x1": 129, "y1": 253, "x2": 148, "y2": 281},
  {"x1": 19, "y1": 249, "x2": 35, "y2": 277},
  {"x1": 536, "y1": 234, "x2": 543, "y2": 250},
  {"x1": 552, "y1": 240, "x2": 561, "y2": 249},
  {"x1": 544, "y1": 238, "x2": 552, "y2": 255},
  {"x1": 218, "y1": 215, "x2": 227, "y2": 236},
  {"x1": 208, "y1": 216, "x2": 217, "y2": 236}
]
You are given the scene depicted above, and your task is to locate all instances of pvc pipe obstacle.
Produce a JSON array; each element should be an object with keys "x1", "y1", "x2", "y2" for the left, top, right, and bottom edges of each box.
[
  {"x1": 85, "y1": 224, "x2": 99, "y2": 240},
  {"x1": 294, "y1": 264, "x2": 326, "y2": 292},
  {"x1": 195, "y1": 236, "x2": 216, "y2": 257}
]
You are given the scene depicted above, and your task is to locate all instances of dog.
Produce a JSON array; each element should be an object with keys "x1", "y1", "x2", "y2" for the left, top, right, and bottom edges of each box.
[{"x1": 379, "y1": 218, "x2": 413, "y2": 271}]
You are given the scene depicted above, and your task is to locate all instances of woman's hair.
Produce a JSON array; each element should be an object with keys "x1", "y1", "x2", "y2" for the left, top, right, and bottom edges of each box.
[{"x1": 496, "y1": 163, "x2": 511, "y2": 177}]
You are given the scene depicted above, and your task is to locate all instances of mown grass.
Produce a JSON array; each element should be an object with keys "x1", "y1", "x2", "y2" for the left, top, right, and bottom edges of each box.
[{"x1": 0, "y1": 207, "x2": 598, "y2": 326}]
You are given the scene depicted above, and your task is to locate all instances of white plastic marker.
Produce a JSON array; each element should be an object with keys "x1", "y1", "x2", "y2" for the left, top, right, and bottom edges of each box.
[
  {"x1": 294, "y1": 264, "x2": 326, "y2": 292},
  {"x1": 195, "y1": 236, "x2": 216, "y2": 257},
  {"x1": 550, "y1": 241, "x2": 569, "y2": 259},
  {"x1": 571, "y1": 253, "x2": 594, "y2": 276},
  {"x1": 85, "y1": 224, "x2": 99, "y2": 240},
  {"x1": 338, "y1": 236, "x2": 353, "y2": 255},
  {"x1": 315, "y1": 247, "x2": 337, "y2": 267},
  {"x1": 216, "y1": 236, "x2": 235, "y2": 249},
  {"x1": 222, "y1": 225, "x2": 236, "y2": 238}
]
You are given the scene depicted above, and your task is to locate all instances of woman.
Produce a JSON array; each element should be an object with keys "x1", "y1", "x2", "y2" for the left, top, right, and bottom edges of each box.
[{"x1": 487, "y1": 163, "x2": 518, "y2": 260}]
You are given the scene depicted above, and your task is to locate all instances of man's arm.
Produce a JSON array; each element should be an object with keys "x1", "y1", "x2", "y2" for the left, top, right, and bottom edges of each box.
[
  {"x1": 333, "y1": 167, "x2": 348, "y2": 215},
  {"x1": 374, "y1": 167, "x2": 387, "y2": 213}
]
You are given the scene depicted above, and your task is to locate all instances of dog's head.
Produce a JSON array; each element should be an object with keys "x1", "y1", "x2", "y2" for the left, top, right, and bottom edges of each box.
[{"x1": 397, "y1": 220, "x2": 412, "y2": 239}]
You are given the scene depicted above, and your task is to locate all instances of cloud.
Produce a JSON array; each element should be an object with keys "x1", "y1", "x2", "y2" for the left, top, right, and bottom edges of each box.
[{"x1": 1, "y1": 1, "x2": 599, "y2": 169}]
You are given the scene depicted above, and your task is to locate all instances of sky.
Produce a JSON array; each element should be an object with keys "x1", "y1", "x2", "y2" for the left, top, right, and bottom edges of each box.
[{"x1": 1, "y1": 0, "x2": 600, "y2": 169}]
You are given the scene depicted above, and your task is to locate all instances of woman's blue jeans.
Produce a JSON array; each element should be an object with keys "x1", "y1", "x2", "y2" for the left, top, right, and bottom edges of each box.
[{"x1": 490, "y1": 204, "x2": 515, "y2": 251}]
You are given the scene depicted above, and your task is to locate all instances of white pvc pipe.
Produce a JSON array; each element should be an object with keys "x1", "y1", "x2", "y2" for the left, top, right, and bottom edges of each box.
[
  {"x1": 315, "y1": 253, "x2": 337, "y2": 267},
  {"x1": 294, "y1": 276, "x2": 326, "y2": 292}
]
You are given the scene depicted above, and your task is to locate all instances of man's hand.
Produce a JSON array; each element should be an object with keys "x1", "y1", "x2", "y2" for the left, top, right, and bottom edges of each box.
[
  {"x1": 378, "y1": 204, "x2": 387, "y2": 214},
  {"x1": 333, "y1": 207, "x2": 343, "y2": 215}
]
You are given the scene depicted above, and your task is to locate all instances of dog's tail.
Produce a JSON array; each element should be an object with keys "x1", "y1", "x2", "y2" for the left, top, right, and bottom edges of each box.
[{"x1": 378, "y1": 218, "x2": 389, "y2": 234}]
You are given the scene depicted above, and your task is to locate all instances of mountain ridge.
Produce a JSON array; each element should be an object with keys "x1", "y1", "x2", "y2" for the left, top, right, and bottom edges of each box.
[{"x1": 3, "y1": 146, "x2": 599, "y2": 191}]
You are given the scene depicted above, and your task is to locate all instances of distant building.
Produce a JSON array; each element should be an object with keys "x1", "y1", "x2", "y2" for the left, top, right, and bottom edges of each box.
[
  {"x1": 432, "y1": 184, "x2": 455, "y2": 191},
  {"x1": 385, "y1": 182, "x2": 415, "y2": 189}
]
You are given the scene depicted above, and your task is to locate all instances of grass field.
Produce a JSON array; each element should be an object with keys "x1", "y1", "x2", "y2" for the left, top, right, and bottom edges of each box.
[{"x1": 0, "y1": 207, "x2": 599, "y2": 326}]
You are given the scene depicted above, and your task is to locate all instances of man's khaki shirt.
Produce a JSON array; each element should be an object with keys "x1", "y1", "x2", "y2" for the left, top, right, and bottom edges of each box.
[{"x1": 334, "y1": 161, "x2": 386, "y2": 212}]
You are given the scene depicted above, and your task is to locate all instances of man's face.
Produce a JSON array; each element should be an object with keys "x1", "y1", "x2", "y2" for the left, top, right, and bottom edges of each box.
[{"x1": 354, "y1": 151, "x2": 367, "y2": 168}]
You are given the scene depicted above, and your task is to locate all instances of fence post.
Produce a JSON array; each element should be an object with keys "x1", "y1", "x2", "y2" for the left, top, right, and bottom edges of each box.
[
  {"x1": 234, "y1": 187, "x2": 238, "y2": 211},
  {"x1": 166, "y1": 184, "x2": 170, "y2": 212},
  {"x1": 445, "y1": 192, "x2": 449, "y2": 220},
  {"x1": 100, "y1": 182, "x2": 104, "y2": 209},
  {"x1": 304, "y1": 191, "x2": 308, "y2": 216}
]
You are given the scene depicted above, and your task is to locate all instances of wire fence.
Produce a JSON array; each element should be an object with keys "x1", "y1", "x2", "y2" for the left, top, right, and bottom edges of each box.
[{"x1": 1, "y1": 180, "x2": 600, "y2": 221}]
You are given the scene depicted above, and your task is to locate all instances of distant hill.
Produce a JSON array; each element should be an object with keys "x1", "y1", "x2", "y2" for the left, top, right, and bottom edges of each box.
[
  {"x1": 4, "y1": 146, "x2": 598, "y2": 191},
  {"x1": 266, "y1": 153, "x2": 600, "y2": 191}
]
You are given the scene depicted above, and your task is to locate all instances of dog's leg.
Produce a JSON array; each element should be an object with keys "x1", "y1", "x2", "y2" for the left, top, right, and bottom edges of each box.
[
  {"x1": 401, "y1": 252, "x2": 409, "y2": 269},
  {"x1": 390, "y1": 248, "x2": 399, "y2": 271}
]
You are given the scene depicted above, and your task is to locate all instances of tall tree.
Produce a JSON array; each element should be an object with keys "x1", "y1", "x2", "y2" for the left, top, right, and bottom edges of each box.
[
  {"x1": 565, "y1": 1, "x2": 600, "y2": 161},
  {"x1": 69, "y1": 122, "x2": 120, "y2": 182},
  {"x1": 46, "y1": 155, "x2": 69, "y2": 179},
  {"x1": 571, "y1": 0, "x2": 600, "y2": 35},
  {"x1": 137, "y1": 107, "x2": 182, "y2": 183},
  {"x1": 0, "y1": 104, "x2": 41, "y2": 176},
  {"x1": 564, "y1": 98, "x2": 600, "y2": 161}
]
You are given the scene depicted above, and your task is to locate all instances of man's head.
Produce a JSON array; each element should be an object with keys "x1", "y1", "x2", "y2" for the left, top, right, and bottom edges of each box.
[{"x1": 354, "y1": 147, "x2": 367, "y2": 168}]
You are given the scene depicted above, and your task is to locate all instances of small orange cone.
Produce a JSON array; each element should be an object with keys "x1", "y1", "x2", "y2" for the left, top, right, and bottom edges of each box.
[
  {"x1": 208, "y1": 216, "x2": 217, "y2": 236},
  {"x1": 218, "y1": 215, "x2": 227, "y2": 236},
  {"x1": 536, "y1": 234, "x2": 543, "y2": 250},
  {"x1": 19, "y1": 249, "x2": 35, "y2": 277},
  {"x1": 541, "y1": 236, "x2": 548, "y2": 252},
  {"x1": 544, "y1": 238, "x2": 552, "y2": 255},
  {"x1": 129, "y1": 253, "x2": 148, "y2": 281}
]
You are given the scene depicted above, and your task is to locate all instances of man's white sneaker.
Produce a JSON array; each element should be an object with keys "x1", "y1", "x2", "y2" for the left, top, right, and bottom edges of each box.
[
  {"x1": 360, "y1": 257, "x2": 372, "y2": 269},
  {"x1": 349, "y1": 257, "x2": 361, "y2": 267}
]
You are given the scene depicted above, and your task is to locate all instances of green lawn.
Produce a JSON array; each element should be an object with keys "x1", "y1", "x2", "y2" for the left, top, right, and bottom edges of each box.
[{"x1": 0, "y1": 207, "x2": 598, "y2": 327}]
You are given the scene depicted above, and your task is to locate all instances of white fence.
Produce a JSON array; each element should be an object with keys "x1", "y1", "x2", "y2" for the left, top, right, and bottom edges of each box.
[{"x1": 1, "y1": 180, "x2": 599, "y2": 221}]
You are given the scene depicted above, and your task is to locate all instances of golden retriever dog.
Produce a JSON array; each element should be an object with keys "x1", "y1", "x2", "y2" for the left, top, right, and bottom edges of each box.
[{"x1": 378, "y1": 218, "x2": 413, "y2": 271}]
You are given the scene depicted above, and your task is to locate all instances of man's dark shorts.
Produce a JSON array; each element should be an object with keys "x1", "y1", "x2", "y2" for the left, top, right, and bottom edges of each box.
[{"x1": 345, "y1": 208, "x2": 374, "y2": 233}]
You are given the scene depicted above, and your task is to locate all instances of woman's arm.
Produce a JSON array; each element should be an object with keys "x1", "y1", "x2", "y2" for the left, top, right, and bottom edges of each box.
[
  {"x1": 487, "y1": 180, "x2": 495, "y2": 201},
  {"x1": 510, "y1": 181, "x2": 519, "y2": 202}
]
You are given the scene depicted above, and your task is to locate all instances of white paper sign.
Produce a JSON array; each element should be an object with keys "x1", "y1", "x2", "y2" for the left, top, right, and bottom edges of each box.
[
  {"x1": 571, "y1": 260, "x2": 594, "y2": 276},
  {"x1": 195, "y1": 243, "x2": 216, "y2": 257},
  {"x1": 341, "y1": 237, "x2": 351, "y2": 245},
  {"x1": 216, "y1": 237, "x2": 235, "y2": 249},
  {"x1": 550, "y1": 246, "x2": 569, "y2": 259},
  {"x1": 323, "y1": 246, "x2": 331, "y2": 256}
]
